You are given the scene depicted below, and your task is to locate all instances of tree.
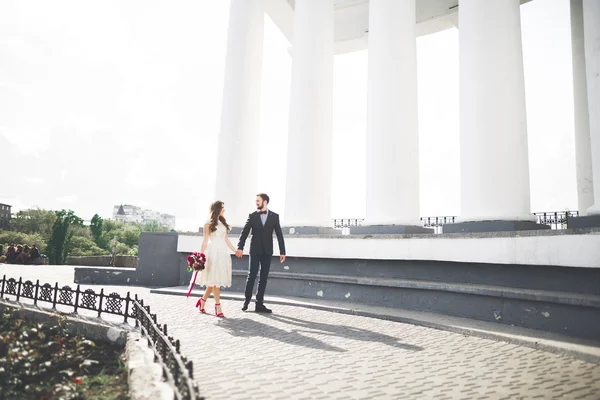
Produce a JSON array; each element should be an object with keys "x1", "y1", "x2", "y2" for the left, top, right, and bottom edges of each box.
[
  {"x1": 9, "y1": 208, "x2": 57, "y2": 240},
  {"x1": 90, "y1": 214, "x2": 107, "y2": 248},
  {"x1": 68, "y1": 236, "x2": 110, "y2": 257},
  {"x1": 46, "y1": 210, "x2": 83, "y2": 265}
]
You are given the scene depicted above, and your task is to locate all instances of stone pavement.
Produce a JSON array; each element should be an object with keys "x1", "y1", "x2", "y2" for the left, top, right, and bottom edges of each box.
[{"x1": 2, "y1": 265, "x2": 600, "y2": 399}]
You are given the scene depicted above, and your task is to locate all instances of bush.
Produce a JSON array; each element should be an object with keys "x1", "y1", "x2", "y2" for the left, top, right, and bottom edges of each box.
[
  {"x1": 115, "y1": 242, "x2": 130, "y2": 256},
  {"x1": 68, "y1": 236, "x2": 110, "y2": 257},
  {"x1": 0, "y1": 231, "x2": 47, "y2": 253}
]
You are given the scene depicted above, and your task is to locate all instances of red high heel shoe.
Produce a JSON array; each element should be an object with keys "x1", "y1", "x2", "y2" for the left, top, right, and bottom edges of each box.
[
  {"x1": 195, "y1": 298, "x2": 206, "y2": 313},
  {"x1": 215, "y1": 303, "x2": 224, "y2": 318}
]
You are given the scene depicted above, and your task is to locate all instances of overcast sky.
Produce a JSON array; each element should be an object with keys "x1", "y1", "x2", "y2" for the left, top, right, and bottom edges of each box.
[{"x1": 0, "y1": 0, "x2": 577, "y2": 231}]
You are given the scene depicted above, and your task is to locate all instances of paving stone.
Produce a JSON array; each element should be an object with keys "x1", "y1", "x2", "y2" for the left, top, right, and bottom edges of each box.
[{"x1": 2, "y1": 265, "x2": 600, "y2": 400}]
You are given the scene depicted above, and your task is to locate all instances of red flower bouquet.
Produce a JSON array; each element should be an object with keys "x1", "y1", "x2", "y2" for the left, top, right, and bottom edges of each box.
[{"x1": 186, "y1": 252, "x2": 206, "y2": 272}]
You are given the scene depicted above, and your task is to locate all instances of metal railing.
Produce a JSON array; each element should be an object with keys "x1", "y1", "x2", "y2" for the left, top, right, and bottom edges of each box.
[
  {"x1": 420, "y1": 216, "x2": 457, "y2": 234},
  {"x1": 332, "y1": 218, "x2": 364, "y2": 228},
  {"x1": 134, "y1": 297, "x2": 202, "y2": 400},
  {"x1": 333, "y1": 211, "x2": 580, "y2": 233},
  {"x1": 0, "y1": 275, "x2": 202, "y2": 400},
  {"x1": 533, "y1": 211, "x2": 579, "y2": 230}
]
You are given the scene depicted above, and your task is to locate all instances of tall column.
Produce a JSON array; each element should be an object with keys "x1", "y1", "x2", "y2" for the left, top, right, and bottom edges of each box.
[
  {"x1": 457, "y1": 0, "x2": 533, "y2": 225},
  {"x1": 584, "y1": 0, "x2": 600, "y2": 216},
  {"x1": 365, "y1": 0, "x2": 420, "y2": 227},
  {"x1": 215, "y1": 0, "x2": 264, "y2": 227},
  {"x1": 284, "y1": 0, "x2": 334, "y2": 227},
  {"x1": 571, "y1": 0, "x2": 594, "y2": 216}
]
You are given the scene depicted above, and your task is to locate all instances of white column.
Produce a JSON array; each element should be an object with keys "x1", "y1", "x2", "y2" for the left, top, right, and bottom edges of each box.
[
  {"x1": 284, "y1": 0, "x2": 334, "y2": 227},
  {"x1": 215, "y1": 0, "x2": 264, "y2": 226},
  {"x1": 584, "y1": 0, "x2": 600, "y2": 215},
  {"x1": 459, "y1": 0, "x2": 533, "y2": 222},
  {"x1": 571, "y1": 0, "x2": 595, "y2": 216},
  {"x1": 365, "y1": 0, "x2": 419, "y2": 226}
]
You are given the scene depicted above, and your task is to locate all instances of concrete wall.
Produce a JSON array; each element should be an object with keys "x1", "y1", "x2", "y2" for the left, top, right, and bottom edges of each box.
[
  {"x1": 137, "y1": 232, "x2": 179, "y2": 287},
  {"x1": 177, "y1": 229, "x2": 600, "y2": 268},
  {"x1": 67, "y1": 256, "x2": 137, "y2": 268}
]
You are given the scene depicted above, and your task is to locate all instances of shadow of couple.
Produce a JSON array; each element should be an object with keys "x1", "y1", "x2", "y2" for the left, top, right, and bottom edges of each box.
[{"x1": 216, "y1": 312, "x2": 423, "y2": 353}]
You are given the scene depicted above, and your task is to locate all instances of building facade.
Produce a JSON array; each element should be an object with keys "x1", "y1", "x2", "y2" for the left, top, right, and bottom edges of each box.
[
  {"x1": 112, "y1": 204, "x2": 176, "y2": 230},
  {"x1": 0, "y1": 203, "x2": 11, "y2": 230},
  {"x1": 215, "y1": 0, "x2": 600, "y2": 232}
]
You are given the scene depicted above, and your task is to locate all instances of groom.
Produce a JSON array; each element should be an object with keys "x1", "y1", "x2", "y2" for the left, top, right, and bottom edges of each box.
[{"x1": 236, "y1": 193, "x2": 286, "y2": 313}]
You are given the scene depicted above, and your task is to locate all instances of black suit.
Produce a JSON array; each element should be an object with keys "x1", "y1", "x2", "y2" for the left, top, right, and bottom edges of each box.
[{"x1": 237, "y1": 210, "x2": 286, "y2": 305}]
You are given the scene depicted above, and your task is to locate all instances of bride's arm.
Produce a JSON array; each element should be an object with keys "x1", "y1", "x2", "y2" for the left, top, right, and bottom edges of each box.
[
  {"x1": 201, "y1": 223, "x2": 210, "y2": 253},
  {"x1": 224, "y1": 235, "x2": 237, "y2": 254}
]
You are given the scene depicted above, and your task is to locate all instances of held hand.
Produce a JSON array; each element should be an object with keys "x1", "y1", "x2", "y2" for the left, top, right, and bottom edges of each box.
[
  {"x1": 235, "y1": 249, "x2": 243, "y2": 258},
  {"x1": 280, "y1": 255, "x2": 286, "y2": 263}
]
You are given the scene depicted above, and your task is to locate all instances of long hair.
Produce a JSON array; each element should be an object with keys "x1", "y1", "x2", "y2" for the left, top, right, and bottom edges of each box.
[{"x1": 208, "y1": 201, "x2": 231, "y2": 233}]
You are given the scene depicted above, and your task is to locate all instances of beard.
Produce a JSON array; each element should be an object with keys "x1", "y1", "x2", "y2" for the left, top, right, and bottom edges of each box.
[{"x1": 256, "y1": 201, "x2": 264, "y2": 210}]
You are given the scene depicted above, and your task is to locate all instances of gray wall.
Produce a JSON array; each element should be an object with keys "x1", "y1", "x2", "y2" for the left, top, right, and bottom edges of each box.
[{"x1": 137, "y1": 232, "x2": 179, "y2": 287}]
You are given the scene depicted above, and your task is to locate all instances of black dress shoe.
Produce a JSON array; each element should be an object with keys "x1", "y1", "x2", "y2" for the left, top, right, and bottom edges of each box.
[
  {"x1": 255, "y1": 304, "x2": 272, "y2": 313},
  {"x1": 242, "y1": 300, "x2": 250, "y2": 311}
]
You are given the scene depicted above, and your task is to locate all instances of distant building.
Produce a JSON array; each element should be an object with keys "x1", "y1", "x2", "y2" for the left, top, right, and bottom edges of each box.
[
  {"x1": 0, "y1": 203, "x2": 11, "y2": 230},
  {"x1": 112, "y1": 204, "x2": 175, "y2": 230}
]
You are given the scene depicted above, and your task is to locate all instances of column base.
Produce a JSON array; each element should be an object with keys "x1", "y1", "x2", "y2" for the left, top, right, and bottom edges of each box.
[
  {"x1": 567, "y1": 215, "x2": 600, "y2": 229},
  {"x1": 349, "y1": 225, "x2": 434, "y2": 235},
  {"x1": 443, "y1": 220, "x2": 550, "y2": 234}
]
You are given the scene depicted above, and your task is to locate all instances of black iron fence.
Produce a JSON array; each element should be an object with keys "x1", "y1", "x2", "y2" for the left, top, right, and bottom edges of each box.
[
  {"x1": 0, "y1": 275, "x2": 202, "y2": 400},
  {"x1": 534, "y1": 211, "x2": 579, "y2": 230},
  {"x1": 134, "y1": 296, "x2": 202, "y2": 400},
  {"x1": 333, "y1": 211, "x2": 579, "y2": 233},
  {"x1": 332, "y1": 218, "x2": 364, "y2": 228},
  {"x1": 420, "y1": 216, "x2": 456, "y2": 234}
]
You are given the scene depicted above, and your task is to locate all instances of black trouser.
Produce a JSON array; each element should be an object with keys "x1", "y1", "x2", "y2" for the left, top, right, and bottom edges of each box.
[{"x1": 245, "y1": 253, "x2": 272, "y2": 305}]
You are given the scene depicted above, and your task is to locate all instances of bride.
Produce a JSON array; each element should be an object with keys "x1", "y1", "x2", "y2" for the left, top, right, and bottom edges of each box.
[{"x1": 194, "y1": 200, "x2": 237, "y2": 317}]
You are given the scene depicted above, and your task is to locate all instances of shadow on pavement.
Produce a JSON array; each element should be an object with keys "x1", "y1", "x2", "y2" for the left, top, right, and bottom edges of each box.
[
  {"x1": 264, "y1": 314, "x2": 423, "y2": 352},
  {"x1": 216, "y1": 317, "x2": 346, "y2": 352}
]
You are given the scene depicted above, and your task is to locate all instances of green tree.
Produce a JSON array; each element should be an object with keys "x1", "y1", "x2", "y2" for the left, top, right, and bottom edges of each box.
[
  {"x1": 142, "y1": 220, "x2": 161, "y2": 232},
  {"x1": 90, "y1": 214, "x2": 107, "y2": 248},
  {"x1": 68, "y1": 236, "x2": 110, "y2": 257},
  {"x1": 8, "y1": 208, "x2": 57, "y2": 240},
  {"x1": 46, "y1": 210, "x2": 83, "y2": 265}
]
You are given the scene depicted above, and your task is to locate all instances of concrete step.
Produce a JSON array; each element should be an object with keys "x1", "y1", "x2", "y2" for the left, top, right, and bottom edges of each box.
[
  {"x1": 150, "y1": 286, "x2": 600, "y2": 364},
  {"x1": 231, "y1": 270, "x2": 600, "y2": 308},
  {"x1": 224, "y1": 270, "x2": 600, "y2": 341}
]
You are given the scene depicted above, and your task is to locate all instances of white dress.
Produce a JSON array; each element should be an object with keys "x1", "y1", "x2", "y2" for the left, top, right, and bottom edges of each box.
[{"x1": 196, "y1": 221, "x2": 232, "y2": 288}]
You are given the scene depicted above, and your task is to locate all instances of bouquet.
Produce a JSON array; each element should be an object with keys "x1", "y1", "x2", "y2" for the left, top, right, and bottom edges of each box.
[
  {"x1": 186, "y1": 252, "x2": 206, "y2": 272},
  {"x1": 186, "y1": 252, "x2": 206, "y2": 298}
]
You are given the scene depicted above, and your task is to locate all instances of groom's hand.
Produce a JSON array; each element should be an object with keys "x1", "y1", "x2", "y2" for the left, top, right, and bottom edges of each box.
[
  {"x1": 235, "y1": 249, "x2": 243, "y2": 258},
  {"x1": 280, "y1": 255, "x2": 286, "y2": 263}
]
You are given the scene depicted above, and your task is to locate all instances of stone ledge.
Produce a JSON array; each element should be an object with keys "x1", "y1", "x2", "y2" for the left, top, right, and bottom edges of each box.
[
  {"x1": 126, "y1": 331, "x2": 174, "y2": 400},
  {"x1": 0, "y1": 298, "x2": 131, "y2": 346},
  {"x1": 230, "y1": 270, "x2": 600, "y2": 308},
  {"x1": 178, "y1": 227, "x2": 600, "y2": 239}
]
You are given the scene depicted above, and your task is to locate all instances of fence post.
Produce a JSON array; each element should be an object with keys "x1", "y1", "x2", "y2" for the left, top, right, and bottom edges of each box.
[
  {"x1": 1, "y1": 275, "x2": 5, "y2": 298},
  {"x1": 73, "y1": 285, "x2": 81, "y2": 314},
  {"x1": 34, "y1": 279, "x2": 40, "y2": 306},
  {"x1": 16, "y1": 277, "x2": 22, "y2": 302},
  {"x1": 52, "y1": 282, "x2": 59, "y2": 309},
  {"x1": 124, "y1": 292, "x2": 131, "y2": 324},
  {"x1": 97, "y1": 288, "x2": 104, "y2": 318}
]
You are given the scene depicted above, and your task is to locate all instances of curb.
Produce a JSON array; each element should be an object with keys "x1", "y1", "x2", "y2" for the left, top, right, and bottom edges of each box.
[
  {"x1": 151, "y1": 287, "x2": 600, "y2": 364},
  {"x1": 126, "y1": 331, "x2": 174, "y2": 400},
  {"x1": 0, "y1": 298, "x2": 131, "y2": 346}
]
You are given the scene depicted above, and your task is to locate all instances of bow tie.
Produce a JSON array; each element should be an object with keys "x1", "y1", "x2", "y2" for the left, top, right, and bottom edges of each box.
[{"x1": 259, "y1": 211, "x2": 267, "y2": 214}]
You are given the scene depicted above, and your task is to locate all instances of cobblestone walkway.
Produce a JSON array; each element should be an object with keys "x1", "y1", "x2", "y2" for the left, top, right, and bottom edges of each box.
[{"x1": 2, "y1": 265, "x2": 599, "y2": 399}]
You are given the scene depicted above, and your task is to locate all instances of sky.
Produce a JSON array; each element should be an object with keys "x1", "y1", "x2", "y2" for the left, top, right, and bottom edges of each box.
[{"x1": 0, "y1": 0, "x2": 578, "y2": 232}]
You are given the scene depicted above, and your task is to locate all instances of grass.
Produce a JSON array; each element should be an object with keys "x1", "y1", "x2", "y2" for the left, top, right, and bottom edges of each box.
[{"x1": 0, "y1": 308, "x2": 129, "y2": 400}]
